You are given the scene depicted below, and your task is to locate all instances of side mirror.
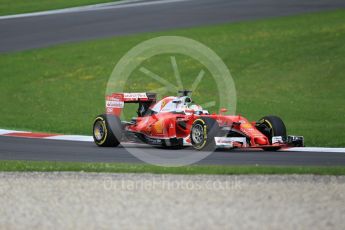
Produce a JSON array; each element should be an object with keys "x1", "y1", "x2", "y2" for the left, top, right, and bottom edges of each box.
[{"x1": 220, "y1": 108, "x2": 228, "y2": 114}]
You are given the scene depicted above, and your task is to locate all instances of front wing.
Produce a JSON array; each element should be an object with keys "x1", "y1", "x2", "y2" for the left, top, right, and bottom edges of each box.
[{"x1": 214, "y1": 135, "x2": 304, "y2": 148}]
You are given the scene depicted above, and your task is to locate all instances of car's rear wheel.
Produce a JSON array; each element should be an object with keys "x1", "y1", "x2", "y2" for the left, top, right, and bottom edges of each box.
[
  {"x1": 93, "y1": 114, "x2": 121, "y2": 147},
  {"x1": 256, "y1": 115, "x2": 286, "y2": 151},
  {"x1": 190, "y1": 117, "x2": 219, "y2": 151}
]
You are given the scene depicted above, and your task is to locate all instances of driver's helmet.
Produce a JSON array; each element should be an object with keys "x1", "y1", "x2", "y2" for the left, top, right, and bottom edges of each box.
[{"x1": 189, "y1": 104, "x2": 203, "y2": 112}]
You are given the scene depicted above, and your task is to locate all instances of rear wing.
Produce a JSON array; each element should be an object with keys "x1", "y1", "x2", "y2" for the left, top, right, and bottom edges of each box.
[{"x1": 106, "y1": 92, "x2": 156, "y2": 116}]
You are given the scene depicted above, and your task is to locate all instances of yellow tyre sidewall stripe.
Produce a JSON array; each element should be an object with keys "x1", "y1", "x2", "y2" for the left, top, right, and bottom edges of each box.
[
  {"x1": 263, "y1": 119, "x2": 274, "y2": 136},
  {"x1": 192, "y1": 119, "x2": 207, "y2": 149},
  {"x1": 94, "y1": 116, "x2": 108, "y2": 145}
]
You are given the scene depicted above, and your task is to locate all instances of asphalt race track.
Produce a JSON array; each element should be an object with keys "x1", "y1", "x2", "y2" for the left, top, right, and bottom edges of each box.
[
  {"x1": 1, "y1": 0, "x2": 345, "y2": 165},
  {"x1": 1, "y1": 0, "x2": 345, "y2": 52},
  {"x1": 1, "y1": 136, "x2": 345, "y2": 166}
]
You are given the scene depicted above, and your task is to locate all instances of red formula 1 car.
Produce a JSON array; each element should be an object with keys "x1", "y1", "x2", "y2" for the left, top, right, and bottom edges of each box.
[{"x1": 93, "y1": 90, "x2": 304, "y2": 151}]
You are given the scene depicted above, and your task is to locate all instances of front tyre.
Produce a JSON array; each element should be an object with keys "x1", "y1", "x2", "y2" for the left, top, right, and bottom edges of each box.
[
  {"x1": 93, "y1": 114, "x2": 121, "y2": 147},
  {"x1": 256, "y1": 115, "x2": 286, "y2": 151},
  {"x1": 190, "y1": 117, "x2": 219, "y2": 151}
]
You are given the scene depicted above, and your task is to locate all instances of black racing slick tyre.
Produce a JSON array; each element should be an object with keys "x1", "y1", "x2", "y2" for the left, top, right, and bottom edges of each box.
[
  {"x1": 257, "y1": 115, "x2": 287, "y2": 140},
  {"x1": 256, "y1": 115, "x2": 287, "y2": 151},
  {"x1": 93, "y1": 114, "x2": 122, "y2": 147},
  {"x1": 190, "y1": 117, "x2": 220, "y2": 151}
]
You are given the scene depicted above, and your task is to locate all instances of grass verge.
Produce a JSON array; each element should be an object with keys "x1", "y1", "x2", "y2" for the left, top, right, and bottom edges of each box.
[
  {"x1": 0, "y1": 160, "x2": 345, "y2": 175},
  {"x1": 0, "y1": 0, "x2": 118, "y2": 16},
  {"x1": 0, "y1": 10, "x2": 344, "y2": 146}
]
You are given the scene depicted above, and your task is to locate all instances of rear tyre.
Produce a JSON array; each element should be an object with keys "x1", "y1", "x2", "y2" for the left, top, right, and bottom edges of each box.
[
  {"x1": 93, "y1": 114, "x2": 121, "y2": 147},
  {"x1": 256, "y1": 115, "x2": 286, "y2": 151},
  {"x1": 190, "y1": 117, "x2": 219, "y2": 151}
]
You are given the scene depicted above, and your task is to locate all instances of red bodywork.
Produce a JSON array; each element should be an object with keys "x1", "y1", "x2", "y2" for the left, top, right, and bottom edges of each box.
[{"x1": 105, "y1": 92, "x2": 286, "y2": 149}]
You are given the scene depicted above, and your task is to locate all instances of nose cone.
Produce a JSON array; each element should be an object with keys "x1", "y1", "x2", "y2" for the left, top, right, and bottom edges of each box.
[{"x1": 255, "y1": 137, "x2": 268, "y2": 145}]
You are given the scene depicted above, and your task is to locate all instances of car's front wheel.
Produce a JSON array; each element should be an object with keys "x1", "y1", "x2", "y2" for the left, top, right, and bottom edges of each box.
[{"x1": 256, "y1": 115, "x2": 287, "y2": 151}]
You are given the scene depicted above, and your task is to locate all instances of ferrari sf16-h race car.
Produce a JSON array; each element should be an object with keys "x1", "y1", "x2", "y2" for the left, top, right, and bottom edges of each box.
[{"x1": 93, "y1": 90, "x2": 304, "y2": 151}]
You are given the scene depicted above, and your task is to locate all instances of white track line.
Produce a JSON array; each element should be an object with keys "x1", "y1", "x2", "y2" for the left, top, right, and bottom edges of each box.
[
  {"x1": 281, "y1": 147, "x2": 345, "y2": 153},
  {"x1": 0, "y1": 0, "x2": 192, "y2": 20},
  {"x1": 45, "y1": 135, "x2": 93, "y2": 142},
  {"x1": 0, "y1": 129, "x2": 29, "y2": 135}
]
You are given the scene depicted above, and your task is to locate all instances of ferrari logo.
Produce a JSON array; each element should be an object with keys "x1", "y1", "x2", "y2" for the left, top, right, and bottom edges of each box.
[{"x1": 160, "y1": 100, "x2": 167, "y2": 110}]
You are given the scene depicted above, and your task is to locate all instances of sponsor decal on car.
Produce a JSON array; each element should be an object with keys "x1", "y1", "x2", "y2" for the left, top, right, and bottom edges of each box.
[
  {"x1": 272, "y1": 136, "x2": 284, "y2": 144},
  {"x1": 106, "y1": 100, "x2": 124, "y2": 108},
  {"x1": 214, "y1": 137, "x2": 247, "y2": 148},
  {"x1": 145, "y1": 137, "x2": 162, "y2": 145},
  {"x1": 124, "y1": 93, "x2": 147, "y2": 99},
  {"x1": 241, "y1": 123, "x2": 253, "y2": 128},
  {"x1": 215, "y1": 137, "x2": 234, "y2": 147}
]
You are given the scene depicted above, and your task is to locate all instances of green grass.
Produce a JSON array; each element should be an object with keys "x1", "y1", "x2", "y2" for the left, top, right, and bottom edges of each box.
[
  {"x1": 1, "y1": 160, "x2": 345, "y2": 175},
  {"x1": 1, "y1": 10, "x2": 345, "y2": 146},
  {"x1": 0, "y1": 0, "x2": 117, "y2": 16}
]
